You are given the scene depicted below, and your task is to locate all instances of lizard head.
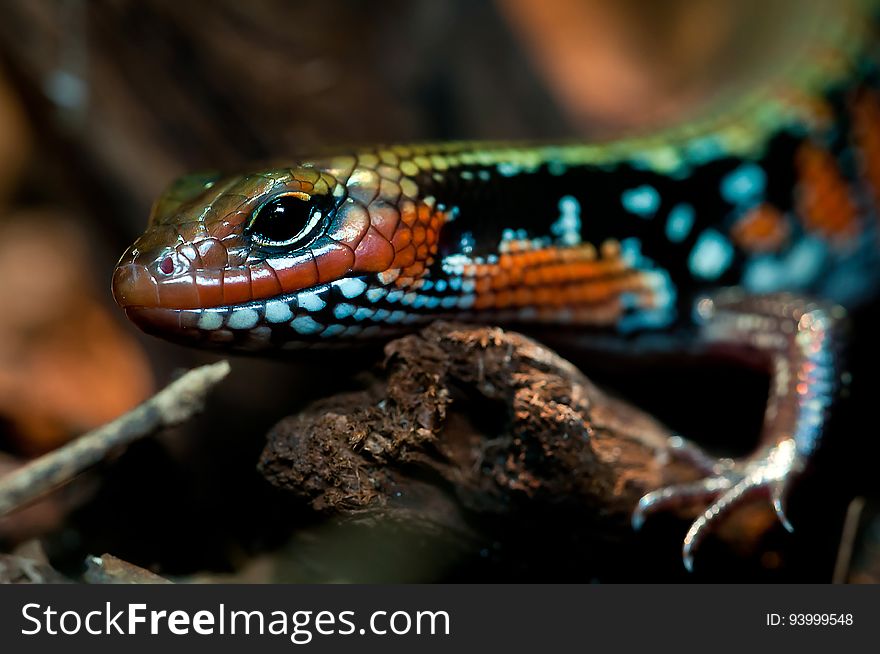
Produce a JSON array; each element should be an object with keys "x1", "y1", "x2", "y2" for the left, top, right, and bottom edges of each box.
[{"x1": 112, "y1": 154, "x2": 446, "y2": 350}]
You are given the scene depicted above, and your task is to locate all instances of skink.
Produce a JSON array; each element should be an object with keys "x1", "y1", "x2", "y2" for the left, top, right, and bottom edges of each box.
[{"x1": 112, "y1": 0, "x2": 880, "y2": 570}]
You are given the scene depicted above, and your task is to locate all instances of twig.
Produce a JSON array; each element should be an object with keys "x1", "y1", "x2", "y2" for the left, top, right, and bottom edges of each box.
[
  {"x1": 0, "y1": 360, "x2": 231, "y2": 516},
  {"x1": 833, "y1": 495, "x2": 866, "y2": 584}
]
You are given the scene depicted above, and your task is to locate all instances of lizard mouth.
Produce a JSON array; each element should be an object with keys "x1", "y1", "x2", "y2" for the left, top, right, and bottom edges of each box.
[{"x1": 121, "y1": 278, "x2": 400, "y2": 351}]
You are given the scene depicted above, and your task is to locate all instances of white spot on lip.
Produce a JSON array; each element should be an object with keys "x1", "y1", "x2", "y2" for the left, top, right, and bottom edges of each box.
[
  {"x1": 321, "y1": 324, "x2": 345, "y2": 338},
  {"x1": 291, "y1": 315, "x2": 323, "y2": 334},
  {"x1": 264, "y1": 300, "x2": 293, "y2": 323},
  {"x1": 333, "y1": 303, "x2": 357, "y2": 319},
  {"x1": 227, "y1": 308, "x2": 259, "y2": 330},
  {"x1": 334, "y1": 277, "x2": 367, "y2": 299},
  {"x1": 298, "y1": 291, "x2": 326, "y2": 312},
  {"x1": 366, "y1": 287, "x2": 387, "y2": 303},
  {"x1": 198, "y1": 312, "x2": 224, "y2": 331}
]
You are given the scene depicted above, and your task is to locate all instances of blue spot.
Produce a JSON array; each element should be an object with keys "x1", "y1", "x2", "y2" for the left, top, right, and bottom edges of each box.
[
  {"x1": 412, "y1": 294, "x2": 429, "y2": 309},
  {"x1": 321, "y1": 324, "x2": 345, "y2": 338},
  {"x1": 333, "y1": 303, "x2": 357, "y2": 319},
  {"x1": 618, "y1": 308, "x2": 676, "y2": 333},
  {"x1": 551, "y1": 195, "x2": 581, "y2": 245},
  {"x1": 622, "y1": 185, "x2": 660, "y2": 217},
  {"x1": 291, "y1": 316, "x2": 323, "y2": 335},
  {"x1": 741, "y1": 256, "x2": 784, "y2": 292},
  {"x1": 548, "y1": 160, "x2": 567, "y2": 176},
  {"x1": 434, "y1": 279, "x2": 448, "y2": 292},
  {"x1": 459, "y1": 232, "x2": 475, "y2": 255},
  {"x1": 619, "y1": 237, "x2": 645, "y2": 267},
  {"x1": 785, "y1": 238, "x2": 827, "y2": 287},
  {"x1": 720, "y1": 163, "x2": 766, "y2": 205},
  {"x1": 619, "y1": 292, "x2": 640, "y2": 310},
  {"x1": 688, "y1": 229, "x2": 734, "y2": 280},
  {"x1": 685, "y1": 136, "x2": 724, "y2": 164},
  {"x1": 665, "y1": 203, "x2": 695, "y2": 242},
  {"x1": 497, "y1": 162, "x2": 519, "y2": 177},
  {"x1": 742, "y1": 237, "x2": 828, "y2": 294}
]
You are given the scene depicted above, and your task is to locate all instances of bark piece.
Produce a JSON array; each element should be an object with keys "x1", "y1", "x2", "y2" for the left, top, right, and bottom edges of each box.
[{"x1": 259, "y1": 322, "x2": 714, "y2": 576}]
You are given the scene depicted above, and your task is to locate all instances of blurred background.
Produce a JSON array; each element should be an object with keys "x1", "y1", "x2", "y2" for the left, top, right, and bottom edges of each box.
[{"x1": 0, "y1": 0, "x2": 877, "y2": 582}]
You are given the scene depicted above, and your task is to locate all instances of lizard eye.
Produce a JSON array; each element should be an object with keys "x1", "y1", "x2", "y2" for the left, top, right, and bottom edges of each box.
[{"x1": 247, "y1": 191, "x2": 330, "y2": 248}]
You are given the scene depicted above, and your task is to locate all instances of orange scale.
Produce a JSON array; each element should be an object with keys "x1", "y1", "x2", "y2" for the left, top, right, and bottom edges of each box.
[
  {"x1": 506, "y1": 265, "x2": 524, "y2": 285},
  {"x1": 313, "y1": 241, "x2": 356, "y2": 283},
  {"x1": 523, "y1": 252, "x2": 542, "y2": 267},
  {"x1": 250, "y1": 261, "x2": 283, "y2": 299},
  {"x1": 412, "y1": 225, "x2": 427, "y2": 245},
  {"x1": 425, "y1": 228, "x2": 437, "y2": 246},
  {"x1": 513, "y1": 287, "x2": 533, "y2": 306},
  {"x1": 221, "y1": 266, "x2": 254, "y2": 305},
  {"x1": 523, "y1": 268, "x2": 541, "y2": 286},
  {"x1": 353, "y1": 226, "x2": 395, "y2": 272},
  {"x1": 400, "y1": 201, "x2": 418, "y2": 226},
  {"x1": 402, "y1": 261, "x2": 425, "y2": 278},
  {"x1": 494, "y1": 290, "x2": 514, "y2": 308},
  {"x1": 269, "y1": 252, "x2": 319, "y2": 292},
  {"x1": 532, "y1": 287, "x2": 556, "y2": 307},
  {"x1": 415, "y1": 244, "x2": 429, "y2": 260},
  {"x1": 491, "y1": 271, "x2": 511, "y2": 290},
  {"x1": 154, "y1": 273, "x2": 199, "y2": 309},
  {"x1": 327, "y1": 202, "x2": 370, "y2": 248},
  {"x1": 567, "y1": 262, "x2": 589, "y2": 281},
  {"x1": 368, "y1": 201, "x2": 401, "y2": 241},
  {"x1": 569, "y1": 263, "x2": 592, "y2": 282},
  {"x1": 517, "y1": 252, "x2": 535, "y2": 268},
  {"x1": 475, "y1": 277, "x2": 493, "y2": 294},
  {"x1": 391, "y1": 228, "x2": 413, "y2": 251},
  {"x1": 537, "y1": 265, "x2": 559, "y2": 284},
  {"x1": 195, "y1": 269, "x2": 225, "y2": 307},
  {"x1": 392, "y1": 244, "x2": 416, "y2": 268},
  {"x1": 731, "y1": 204, "x2": 790, "y2": 253},
  {"x1": 473, "y1": 293, "x2": 496, "y2": 310}
]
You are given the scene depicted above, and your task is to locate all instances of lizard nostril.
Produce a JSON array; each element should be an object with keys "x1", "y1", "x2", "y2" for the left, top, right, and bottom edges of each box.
[{"x1": 159, "y1": 256, "x2": 175, "y2": 275}]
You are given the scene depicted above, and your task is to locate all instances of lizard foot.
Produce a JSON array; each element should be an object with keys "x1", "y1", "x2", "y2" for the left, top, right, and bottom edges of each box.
[{"x1": 632, "y1": 436, "x2": 803, "y2": 572}]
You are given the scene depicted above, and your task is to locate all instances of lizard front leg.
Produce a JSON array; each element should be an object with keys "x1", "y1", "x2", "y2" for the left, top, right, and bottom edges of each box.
[{"x1": 632, "y1": 290, "x2": 846, "y2": 571}]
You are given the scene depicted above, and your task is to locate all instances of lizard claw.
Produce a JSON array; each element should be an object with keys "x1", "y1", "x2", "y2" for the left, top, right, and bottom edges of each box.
[{"x1": 635, "y1": 436, "x2": 803, "y2": 571}]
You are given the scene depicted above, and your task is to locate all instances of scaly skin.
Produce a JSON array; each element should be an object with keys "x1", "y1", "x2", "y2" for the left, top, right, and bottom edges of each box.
[{"x1": 113, "y1": 0, "x2": 878, "y2": 570}]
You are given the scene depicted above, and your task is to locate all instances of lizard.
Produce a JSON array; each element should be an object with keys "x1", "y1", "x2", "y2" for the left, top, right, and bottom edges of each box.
[{"x1": 112, "y1": 0, "x2": 880, "y2": 570}]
